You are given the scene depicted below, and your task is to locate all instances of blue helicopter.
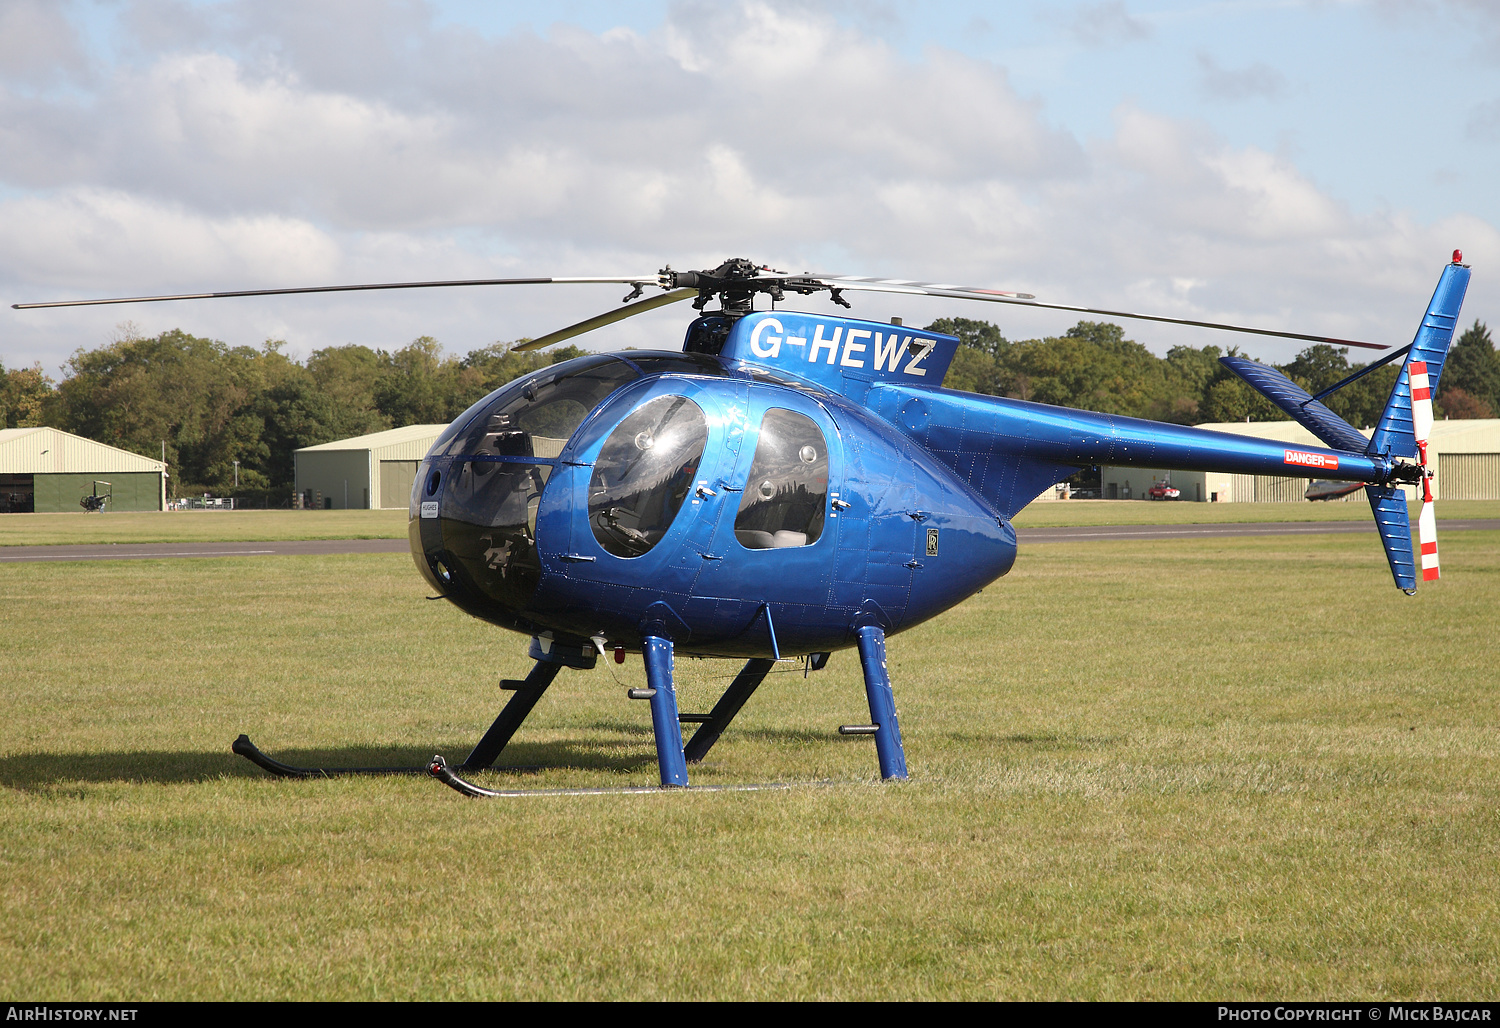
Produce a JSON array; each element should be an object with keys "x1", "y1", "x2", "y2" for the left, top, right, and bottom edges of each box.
[{"x1": 17, "y1": 255, "x2": 1468, "y2": 793}]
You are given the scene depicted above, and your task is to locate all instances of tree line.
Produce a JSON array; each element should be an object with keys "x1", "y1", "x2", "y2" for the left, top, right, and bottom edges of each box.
[
  {"x1": 0, "y1": 332, "x2": 585, "y2": 497},
  {"x1": 931, "y1": 316, "x2": 1499, "y2": 428},
  {"x1": 1, "y1": 317, "x2": 1495, "y2": 498}
]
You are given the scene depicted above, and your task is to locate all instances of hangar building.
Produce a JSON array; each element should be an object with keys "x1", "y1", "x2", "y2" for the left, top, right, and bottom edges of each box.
[
  {"x1": 0, "y1": 427, "x2": 167, "y2": 513},
  {"x1": 294, "y1": 425, "x2": 445, "y2": 510},
  {"x1": 1100, "y1": 419, "x2": 1500, "y2": 502}
]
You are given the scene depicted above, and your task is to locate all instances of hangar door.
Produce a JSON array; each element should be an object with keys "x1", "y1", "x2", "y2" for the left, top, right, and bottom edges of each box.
[
  {"x1": 379, "y1": 461, "x2": 419, "y2": 509},
  {"x1": 1439, "y1": 453, "x2": 1500, "y2": 500}
]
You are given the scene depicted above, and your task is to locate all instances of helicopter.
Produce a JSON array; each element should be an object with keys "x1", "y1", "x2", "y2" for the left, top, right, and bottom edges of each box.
[{"x1": 16, "y1": 253, "x2": 1468, "y2": 794}]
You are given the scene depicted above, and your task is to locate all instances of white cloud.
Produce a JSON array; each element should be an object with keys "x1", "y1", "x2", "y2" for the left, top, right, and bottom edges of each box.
[
  {"x1": 1196, "y1": 52, "x2": 1286, "y2": 102},
  {"x1": 0, "y1": 188, "x2": 341, "y2": 289},
  {"x1": 0, "y1": 0, "x2": 88, "y2": 85},
  {"x1": 1, "y1": 0, "x2": 1495, "y2": 369},
  {"x1": 1068, "y1": 2, "x2": 1150, "y2": 47}
]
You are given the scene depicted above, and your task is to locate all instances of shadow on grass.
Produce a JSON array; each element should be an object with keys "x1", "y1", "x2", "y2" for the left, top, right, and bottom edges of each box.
[
  {"x1": 0, "y1": 738, "x2": 666, "y2": 791},
  {"x1": 938, "y1": 731, "x2": 1129, "y2": 751},
  {"x1": 734, "y1": 725, "x2": 862, "y2": 745},
  {"x1": 578, "y1": 718, "x2": 844, "y2": 747}
]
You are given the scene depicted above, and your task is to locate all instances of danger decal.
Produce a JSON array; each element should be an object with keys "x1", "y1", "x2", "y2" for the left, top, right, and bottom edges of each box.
[{"x1": 1284, "y1": 450, "x2": 1339, "y2": 470}]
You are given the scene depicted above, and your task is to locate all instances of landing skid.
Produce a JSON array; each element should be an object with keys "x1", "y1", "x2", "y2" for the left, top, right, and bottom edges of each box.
[
  {"x1": 233, "y1": 734, "x2": 540, "y2": 778},
  {"x1": 426, "y1": 754, "x2": 817, "y2": 798},
  {"x1": 235, "y1": 626, "x2": 909, "y2": 791}
]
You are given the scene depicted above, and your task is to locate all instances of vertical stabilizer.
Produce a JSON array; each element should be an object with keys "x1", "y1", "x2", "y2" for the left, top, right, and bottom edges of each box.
[
  {"x1": 1367, "y1": 258, "x2": 1470, "y2": 461},
  {"x1": 1366, "y1": 485, "x2": 1416, "y2": 592},
  {"x1": 1363, "y1": 255, "x2": 1469, "y2": 593}
]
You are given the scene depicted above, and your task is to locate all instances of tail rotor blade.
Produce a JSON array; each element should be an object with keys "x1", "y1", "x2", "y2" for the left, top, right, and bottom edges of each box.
[
  {"x1": 1411, "y1": 360, "x2": 1435, "y2": 444},
  {"x1": 1419, "y1": 487, "x2": 1440, "y2": 582},
  {"x1": 1410, "y1": 359, "x2": 1439, "y2": 582}
]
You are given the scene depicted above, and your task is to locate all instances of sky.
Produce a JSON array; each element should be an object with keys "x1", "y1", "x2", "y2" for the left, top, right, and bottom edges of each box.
[{"x1": 3, "y1": 0, "x2": 1499, "y2": 375}]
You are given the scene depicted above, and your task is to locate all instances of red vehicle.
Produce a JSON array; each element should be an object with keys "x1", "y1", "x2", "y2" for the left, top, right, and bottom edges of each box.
[{"x1": 1147, "y1": 482, "x2": 1180, "y2": 500}]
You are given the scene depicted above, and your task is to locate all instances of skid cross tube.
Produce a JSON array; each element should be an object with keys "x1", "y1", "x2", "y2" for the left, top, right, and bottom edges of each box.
[{"x1": 683, "y1": 657, "x2": 777, "y2": 763}]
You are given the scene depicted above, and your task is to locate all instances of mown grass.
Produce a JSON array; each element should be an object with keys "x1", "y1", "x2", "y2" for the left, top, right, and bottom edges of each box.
[
  {"x1": 2, "y1": 532, "x2": 1497, "y2": 999},
  {"x1": 0, "y1": 508, "x2": 409, "y2": 546},
  {"x1": 5, "y1": 499, "x2": 1497, "y2": 547}
]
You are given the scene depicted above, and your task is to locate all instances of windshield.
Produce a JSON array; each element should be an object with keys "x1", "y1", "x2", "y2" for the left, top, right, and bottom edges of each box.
[{"x1": 439, "y1": 355, "x2": 639, "y2": 458}]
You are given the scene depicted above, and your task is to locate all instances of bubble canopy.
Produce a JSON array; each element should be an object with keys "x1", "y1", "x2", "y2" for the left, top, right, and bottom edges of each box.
[{"x1": 435, "y1": 354, "x2": 641, "y2": 460}]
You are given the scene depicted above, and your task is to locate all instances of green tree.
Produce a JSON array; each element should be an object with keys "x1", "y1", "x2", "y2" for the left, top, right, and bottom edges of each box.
[
  {"x1": 1440, "y1": 320, "x2": 1499, "y2": 417},
  {"x1": 374, "y1": 337, "x2": 459, "y2": 426},
  {"x1": 306, "y1": 345, "x2": 388, "y2": 430},
  {"x1": 35, "y1": 325, "x2": 596, "y2": 496},
  {"x1": 50, "y1": 330, "x2": 304, "y2": 494},
  {"x1": 1000, "y1": 322, "x2": 1176, "y2": 419},
  {"x1": 461, "y1": 343, "x2": 588, "y2": 395},
  {"x1": 0, "y1": 361, "x2": 54, "y2": 428},
  {"x1": 925, "y1": 317, "x2": 1009, "y2": 359},
  {"x1": 1436, "y1": 387, "x2": 1495, "y2": 419}
]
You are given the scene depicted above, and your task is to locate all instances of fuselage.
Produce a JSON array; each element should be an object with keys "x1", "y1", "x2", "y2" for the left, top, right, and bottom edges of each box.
[
  {"x1": 410, "y1": 349, "x2": 1018, "y2": 658},
  {"x1": 410, "y1": 306, "x2": 1404, "y2": 657}
]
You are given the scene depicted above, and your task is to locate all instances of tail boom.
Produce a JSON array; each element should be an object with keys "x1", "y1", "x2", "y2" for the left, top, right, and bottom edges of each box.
[{"x1": 871, "y1": 384, "x2": 1404, "y2": 518}]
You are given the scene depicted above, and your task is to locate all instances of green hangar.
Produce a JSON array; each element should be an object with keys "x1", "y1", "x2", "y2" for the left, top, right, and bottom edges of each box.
[
  {"x1": 293, "y1": 425, "x2": 446, "y2": 510},
  {"x1": 0, "y1": 427, "x2": 168, "y2": 513}
]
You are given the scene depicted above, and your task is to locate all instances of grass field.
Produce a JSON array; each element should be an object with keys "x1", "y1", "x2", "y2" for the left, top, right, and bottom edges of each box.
[
  {"x1": 4, "y1": 498, "x2": 1498, "y2": 547},
  {"x1": 0, "y1": 508, "x2": 410, "y2": 547},
  {"x1": 3, "y1": 528, "x2": 1497, "y2": 999}
]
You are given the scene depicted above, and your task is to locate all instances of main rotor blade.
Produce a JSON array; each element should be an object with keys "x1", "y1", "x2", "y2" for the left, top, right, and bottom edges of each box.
[
  {"x1": 511, "y1": 287, "x2": 698, "y2": 352},
  {"x1": 804, "y1": 276, "x2": 1390, "y2": 351},
  {"x1": 799, "y1": 274, "x2": 1036, "y2": 300},
  {"x1": 12, "y1": 275, "x2": 663, "y2": 310}
]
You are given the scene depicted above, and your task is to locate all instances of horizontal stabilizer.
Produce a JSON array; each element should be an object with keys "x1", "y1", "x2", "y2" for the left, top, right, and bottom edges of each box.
[
  {"x1": 1366, "y1": 484, "x2": 1416, "y2": 592},
  {"x1": 1218, "y1": 357, "x2": 1370, "y2": 453}
]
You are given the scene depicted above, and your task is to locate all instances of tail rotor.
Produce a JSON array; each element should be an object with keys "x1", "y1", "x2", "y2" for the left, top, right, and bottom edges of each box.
[{"x1": 1412, "y1": 359, "x2": 1440, "y2": 582}]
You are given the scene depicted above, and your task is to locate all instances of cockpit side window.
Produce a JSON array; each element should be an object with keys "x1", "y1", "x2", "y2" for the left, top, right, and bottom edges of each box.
[
  {"x1": 440, "y1": 356, "x2": 639, "y2": 458},
  {"x1": 589, "y1": 395, "x2": 709, "y2": 558},
  {"x1": 734, "y1": 408, "x2": 828, "y2": 549}
]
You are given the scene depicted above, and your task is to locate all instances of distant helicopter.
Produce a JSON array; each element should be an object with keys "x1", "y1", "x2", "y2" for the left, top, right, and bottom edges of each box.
[
  {"x1": 17, "y1": 254, "x2": 1468, "y2": 793},
  {"x1": 1305, "y1": 480, "x2": 1366, "y2": 501}
]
